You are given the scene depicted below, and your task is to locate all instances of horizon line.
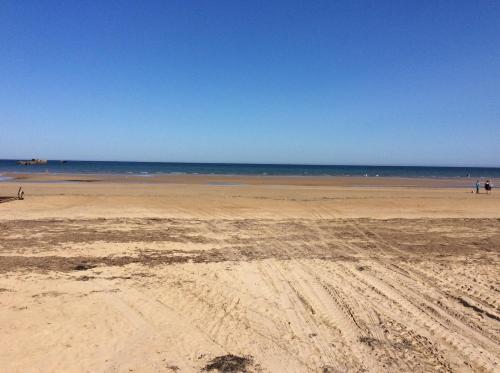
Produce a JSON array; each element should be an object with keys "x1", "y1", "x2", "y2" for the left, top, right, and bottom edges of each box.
[{"x1": 1, "y1": 158, "x2": 499, "y2": 169}]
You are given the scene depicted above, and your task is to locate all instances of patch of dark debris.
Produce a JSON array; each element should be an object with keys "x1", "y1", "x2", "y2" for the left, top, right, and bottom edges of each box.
[
  {"x1": 73, "y1": 263, "x2": 96, "y2": 271},
  {"x1": 1, "y1": 218, "x2": 499, "y2": 274},
  {"x1": 32, "y1": 291, "x2": 64, "y2": 298},
  {"x1": 76, "y1": 275, "x2": 94, "y2": 281},
  {"x1": 392, "y1": 339, "x2": 413, "y2": 350},
  {"x1": 0, "y1": 218, "x2": 214, "y2": 250},
  {"x1": 0, "y1": 197, "x2": 18, "y2": 204},
  {"x1": 0, "y1": 248, "x2": 359, "y2": 274},
  {"x1": 2, "y1": 218, "x2": 499, "y2": 257},
  {"x1": 104, "y1": 275, "x2": 132, "y2": 280},
  {"x1": 88, "y1": 288, "x2": 120, "y2": 295},
  {"x1": 203, "y1": 354, "x2": 253, "y2": 372},
  {"x1": 359, "y1": 336, "x2": 381, "y2": 349},
  {"x1": 321, "y1": 366, "x2": 337, "y2": 373},
  {"x1": 456, "y1": 297, "x2": 500, "y2": 322}
]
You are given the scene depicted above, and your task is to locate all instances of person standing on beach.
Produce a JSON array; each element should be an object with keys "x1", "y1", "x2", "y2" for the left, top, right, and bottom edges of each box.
[
  {"x1": 475, "y1": 180, "x2": 480, "y2": 194},
  {"x1": 17, "y1": 187, "x2": 24, "y2": 200},
  {"x1": 485, "y1": 180, "x2": 492, "y2": 194}
]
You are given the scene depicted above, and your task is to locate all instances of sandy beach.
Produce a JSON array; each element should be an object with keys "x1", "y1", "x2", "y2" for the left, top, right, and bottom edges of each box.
[{"x1": 0, "y1": 174, "x2": 499, "y2": 372}]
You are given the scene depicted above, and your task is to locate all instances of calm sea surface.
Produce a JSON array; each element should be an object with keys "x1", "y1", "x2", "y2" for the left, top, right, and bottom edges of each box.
[{"x1": 1, "y1": 160, "x2": 499, "y2": 178}]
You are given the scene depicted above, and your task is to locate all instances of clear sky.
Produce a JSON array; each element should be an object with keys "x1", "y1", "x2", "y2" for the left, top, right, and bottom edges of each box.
[{"x1": 1, "y1": 1, "x2": 499, "y2": 166}]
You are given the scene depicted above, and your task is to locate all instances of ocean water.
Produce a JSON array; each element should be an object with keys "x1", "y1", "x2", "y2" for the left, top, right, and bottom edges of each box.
[{"x1": 1, "y1": 160, "x2": 499, "y2": 178}]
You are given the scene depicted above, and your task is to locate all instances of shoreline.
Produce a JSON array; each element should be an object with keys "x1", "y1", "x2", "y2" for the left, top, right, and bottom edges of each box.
[
  {"x1": 0, "y1": 171, "x2": 490, "y2": 188},
  {"x1": 1, "y1": 174, "x2": 499, "y2": 220}
]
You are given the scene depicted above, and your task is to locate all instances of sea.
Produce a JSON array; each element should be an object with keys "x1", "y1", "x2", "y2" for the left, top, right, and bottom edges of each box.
[{"x1": 0, "y1": 159, "x2": 499, "y2": 179}]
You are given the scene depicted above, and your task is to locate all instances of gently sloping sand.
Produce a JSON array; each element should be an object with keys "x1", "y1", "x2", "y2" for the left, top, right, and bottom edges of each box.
[
  {"x1": 1, "y1": 178, "x2": 500, "y2": 220},
  {"x1": 0, "y1": 179, "x2": 499, "y2": 372}
]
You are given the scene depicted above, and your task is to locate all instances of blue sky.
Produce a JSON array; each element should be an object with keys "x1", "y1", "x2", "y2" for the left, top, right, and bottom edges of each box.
[{"x1": 1, "y1": 1, "x2": 499, "y2": 166}]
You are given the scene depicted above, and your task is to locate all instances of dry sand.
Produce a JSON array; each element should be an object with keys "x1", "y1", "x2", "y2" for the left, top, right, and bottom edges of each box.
[{"x1": 0, "y1": 174, "x2": 499, "y2": 372}]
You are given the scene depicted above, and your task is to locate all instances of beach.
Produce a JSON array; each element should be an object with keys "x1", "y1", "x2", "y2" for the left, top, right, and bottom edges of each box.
[{"x1": 0, "y1": 174, "x2": 499, "y2": 372}]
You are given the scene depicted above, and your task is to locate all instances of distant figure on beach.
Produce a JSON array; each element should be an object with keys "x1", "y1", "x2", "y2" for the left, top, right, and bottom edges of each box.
[
  {"x1": 17, "y1": 187, "x2": 24, "y2": 200},
  {"x1": 485, "y1": 180, "x2": 492, "y2": 194},
  {"x1": 475, "y1": 180, "x2": 480, "y2": 194}
]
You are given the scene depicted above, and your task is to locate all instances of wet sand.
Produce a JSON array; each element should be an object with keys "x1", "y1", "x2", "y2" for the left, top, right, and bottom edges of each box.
[
  {"x1": 2, "y1": 171, "x2": 486, "y2": 187},
  {"x1": 0, "y1": 175, "x2": 499, "y2": 372}
]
